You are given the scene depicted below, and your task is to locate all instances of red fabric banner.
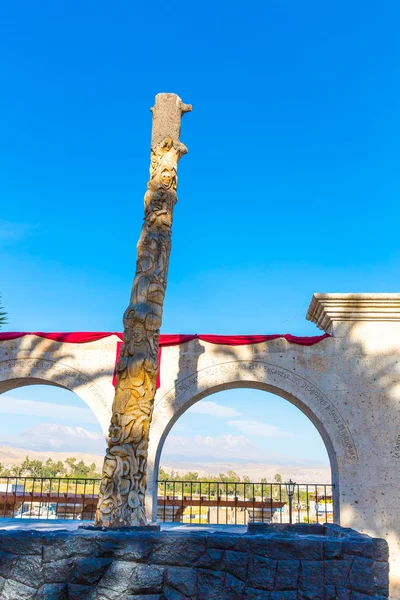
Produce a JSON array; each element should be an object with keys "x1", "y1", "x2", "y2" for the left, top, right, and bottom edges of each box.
[
  {"x1": 0, "y1": 331, "x2": 330, "y2": 346},
  {"x1": 0, "y1": 331, "x2": 330, "y2": 390},
  {"x1": 195, "y1": 334, "x2": 330, "y2": 346},
  {"x1": 159, "y1": 334, "x2": 198, "y2": 346},
  {"x1": 0, "y1": 332, "x2": 124, "y2": 343}
]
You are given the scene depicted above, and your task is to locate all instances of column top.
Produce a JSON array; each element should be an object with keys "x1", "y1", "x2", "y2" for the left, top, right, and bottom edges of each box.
[
  {"x1": 306, "y1": 293, "x2": 400, "y2": 332},
  {"x1": 151, "y1": 93, "x2": 191, "y2": 149}
]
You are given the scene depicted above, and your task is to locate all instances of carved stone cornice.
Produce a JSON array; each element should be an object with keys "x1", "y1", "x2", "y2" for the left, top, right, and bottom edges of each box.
[{"x1": 306, "y1": 293, "x2": 400, "y2": 333}]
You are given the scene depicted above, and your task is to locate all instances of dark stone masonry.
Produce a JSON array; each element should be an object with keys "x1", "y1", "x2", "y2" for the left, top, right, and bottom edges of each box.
[{"x1": 0, "y1": 524, "x2": 388, "y2": 599}]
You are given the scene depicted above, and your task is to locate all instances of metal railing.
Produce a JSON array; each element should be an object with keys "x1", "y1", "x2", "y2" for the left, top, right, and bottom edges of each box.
[
  {"x1": 0, "y1": 477, "x2": 101, "y2": 520},
  {"x1": 157, "y1": 481, "x2": 334, "y2": 525},
  {"x1": 0, "y1": 477, "x2": 333, "y2": 524}
]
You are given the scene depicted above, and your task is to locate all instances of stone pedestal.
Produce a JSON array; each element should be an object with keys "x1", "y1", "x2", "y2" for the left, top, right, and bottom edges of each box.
[
  {"x1": 79, "y1": 523, "x2": 160, "y2": 532},
  {"x1": 0, "y1": 525, "x2": 388, "y2": 598}
]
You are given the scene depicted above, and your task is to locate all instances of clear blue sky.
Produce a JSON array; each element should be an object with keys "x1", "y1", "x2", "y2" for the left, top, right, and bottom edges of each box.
[{"x1": 0, "y1": 1, "x2": 398, "y2": 470}]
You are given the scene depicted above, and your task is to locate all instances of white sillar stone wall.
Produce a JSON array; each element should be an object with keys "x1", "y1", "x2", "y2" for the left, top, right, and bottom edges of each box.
[{"x1": 1, "y1": 294, "x2": 400, "y2": 597}]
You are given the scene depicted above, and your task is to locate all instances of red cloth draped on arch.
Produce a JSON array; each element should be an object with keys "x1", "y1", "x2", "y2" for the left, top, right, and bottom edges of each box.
[
  {"x1": 0, "y1": 331, "x2": 330, "y2": 389},
  {"x1": 0, "y1": 332, "x2": 330, "y2": 346}
]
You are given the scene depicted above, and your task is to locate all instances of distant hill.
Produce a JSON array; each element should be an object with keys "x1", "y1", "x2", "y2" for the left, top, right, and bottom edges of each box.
[
  {"x1": 160, "y1": 460, "x2": 331, "y2": 484},
  {"x1": 0, "y1": 423, "x2": 106, "y2": 455},
  {"x1": 0, "y1": 445, "x2": 331, "y2": 484},
  {"x1": 0, "y1": 425, "x2": 330, "y2": 482},
  {"x1": 0, "y1": 445, "x2": 105, "y2": 472}
]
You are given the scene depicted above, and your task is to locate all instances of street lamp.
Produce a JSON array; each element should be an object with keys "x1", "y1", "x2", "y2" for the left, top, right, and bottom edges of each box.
[{"x1": 285, "y1": 479, "x2": 296, "y2": 524}]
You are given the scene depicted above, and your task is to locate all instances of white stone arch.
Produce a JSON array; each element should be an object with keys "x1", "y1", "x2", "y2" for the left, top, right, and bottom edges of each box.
[
  {"x1": 146, "y1": 359, "x2": 359, "y2": 522},
  {"x1": 0, "y1": 357, "x2": 112, "y2": 435}
]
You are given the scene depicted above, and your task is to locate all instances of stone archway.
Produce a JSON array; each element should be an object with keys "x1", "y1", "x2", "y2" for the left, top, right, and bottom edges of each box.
[
  {"x1": 0, "y1": 357, "x2": 112, "y2": 435},
  {"x1": 146, "y1": 359, "x2": 357, "y2": 521},
  {"x1": 2, "y1": 296, "x2": 400, "y2": 594}
]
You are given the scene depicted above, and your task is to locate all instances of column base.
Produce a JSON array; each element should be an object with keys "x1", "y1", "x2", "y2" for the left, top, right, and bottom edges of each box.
[{"x1": 78, "y1": 523, "x2": 160, "y2": 532}]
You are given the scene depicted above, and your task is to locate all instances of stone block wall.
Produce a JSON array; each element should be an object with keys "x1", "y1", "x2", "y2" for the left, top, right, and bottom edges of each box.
[{"x1": 0, "y1": 525, "x2": 388, "y2": 599}]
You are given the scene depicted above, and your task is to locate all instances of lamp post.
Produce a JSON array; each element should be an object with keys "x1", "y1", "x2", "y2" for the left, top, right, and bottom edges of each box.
[{"x1": 285, "y1": 479, "x2": 296, "y2": 524}]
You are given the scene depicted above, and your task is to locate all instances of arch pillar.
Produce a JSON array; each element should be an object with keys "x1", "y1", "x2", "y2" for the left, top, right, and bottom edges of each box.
[{"x1": 146, "y1": 359, "x2": 357, "y2": 522}]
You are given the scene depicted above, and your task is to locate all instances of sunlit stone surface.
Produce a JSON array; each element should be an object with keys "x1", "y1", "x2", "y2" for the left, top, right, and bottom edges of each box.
[{"x1": 1, "y1": 294, "x2": 400, "y2": 595}]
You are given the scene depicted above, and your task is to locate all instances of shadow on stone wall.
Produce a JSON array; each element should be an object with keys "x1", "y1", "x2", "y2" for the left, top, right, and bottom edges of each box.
[{"x1": 0, "y1": 335, "x2": 113, "y2": 433}]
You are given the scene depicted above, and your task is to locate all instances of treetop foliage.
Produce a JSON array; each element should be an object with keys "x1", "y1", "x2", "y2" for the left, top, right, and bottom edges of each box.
[
  {"x1": 0, "y1": 456, "x2": 101, "y2": 478},
  {"x1": 0, "y1": 459, "x2": 283, "y2": 486},
  {"x1": 0, "y1": 295, "x2": 7, "y2": 330},
  {"x1": 157, "y1": 467, "x2": 283, "y2": 485}
]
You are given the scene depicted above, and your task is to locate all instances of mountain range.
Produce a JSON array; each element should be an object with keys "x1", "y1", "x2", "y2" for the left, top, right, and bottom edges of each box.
[
  {"x1": 0, "y1": 423, "x2": 331, "y2": 483},
  {"x1": 0, "y1": 423, "x2": 106, "y2": 455}
]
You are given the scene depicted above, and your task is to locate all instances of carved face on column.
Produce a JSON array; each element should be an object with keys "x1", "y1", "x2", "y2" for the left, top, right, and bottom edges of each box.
[
  {"x1": 150, "y1": 152, "x2": 160, "y2": 177},
  {"x1": 123, "y1": 307, "x2": 146, "y2": 348},
  {"x1": 132, "y1": 323, "x2": 146, "y2": 345},
  {"x1": 149, "y1": 190, "x2": 166, "y2": 212},
  {"x1": 161, "y1": 169, "x2": 173, "y2": 189}
]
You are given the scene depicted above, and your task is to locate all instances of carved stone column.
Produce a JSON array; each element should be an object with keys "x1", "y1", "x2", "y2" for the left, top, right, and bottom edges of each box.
[{"x1": 95, "y1": 94, "x2": 191, "y2": 527}]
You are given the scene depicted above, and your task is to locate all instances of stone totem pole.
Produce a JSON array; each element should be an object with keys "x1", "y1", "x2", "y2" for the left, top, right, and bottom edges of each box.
[{"x1": 95, "y1": 94, "x2": 191, "y2": 527}]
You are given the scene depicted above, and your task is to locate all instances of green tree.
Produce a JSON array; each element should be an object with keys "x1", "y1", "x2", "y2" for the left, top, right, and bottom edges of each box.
[
  {"x1": 182, "y1": 471, "x2": 199, "y2": 481},
  {"x1": 0, "y1": 456, "x2": 101, "y2": 480},
  {"x1": 219, "y1": 470, "x2": 240, "y2": 482},
  {"x1": 65, "y1": 457, "x2": 77, "y2": 475},
  {"x1": 272, "y1": 473, "x2": 284, "y2": 500},
  {"x1": 20, "y1": 456, "x2": 30, "y2": 474},
  {"x1": 88, "y1": 462, "x2": 101, "y2": 478},
  {"x1": 0, "y1": 462, "x2": 10, "y2": 476},
  {"x1": 20, "y1": 456, "x2": 44, "y2": 477},
  {"x1": 28, "y1": 460, "x2": 44, "y2": 477},
  {"x1": 9, "y1": 464, "x2": 22, "y2": 477},
  {"x1": 0, "y1": 295, "x2": 7, "y2": 330},
  {"x1": 42, "y1": 458, "x2": 65, "y2": 478},
  {"x1": 73, "y1": 460, "x2": 91, "y2": 478},
  {"x1": 158, "y1": 467, "x2": 170, "y2": 481},
  {"x1": 256, "y1": 478, "x2": 271, "y2": 500}
]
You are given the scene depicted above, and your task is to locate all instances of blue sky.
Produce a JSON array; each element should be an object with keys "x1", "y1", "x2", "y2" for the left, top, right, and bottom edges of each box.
[
  {"x1": 0, "y1": 1, "x2": 398, "y2": 470},
  {"x1": 0, "y1": 386, "x2": 328, "y2": 469}
]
